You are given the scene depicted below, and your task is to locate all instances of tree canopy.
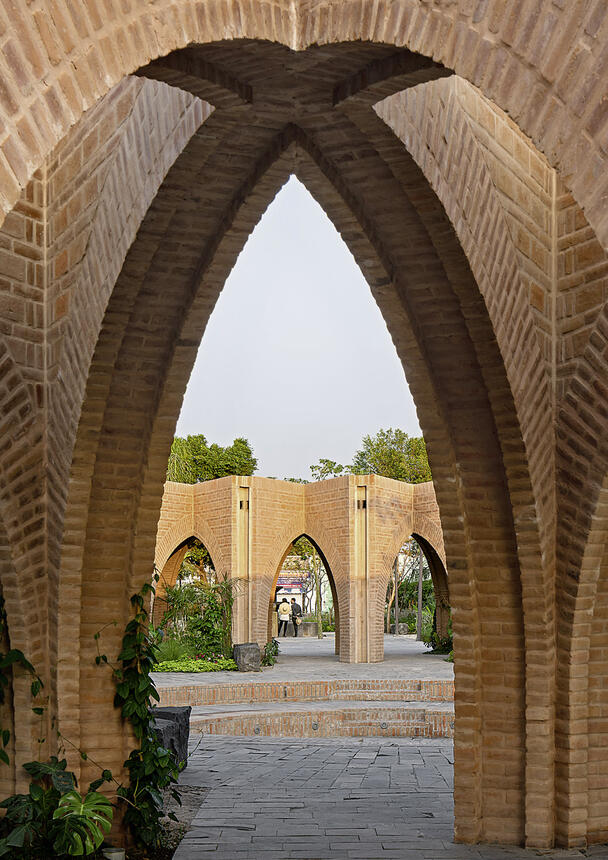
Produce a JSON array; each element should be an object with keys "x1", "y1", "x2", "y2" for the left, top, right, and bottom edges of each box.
[
  {"x1": 167, "y1": 434, "x2": 257, "y2": 483},
  {"x1": 309, "y1": 429, "x2": 431, "y2": 483},
  {"x1": 351, "y1": 428, "x2": 431, "y2": 483},
  {"x1": 309, "y1": 459, "x2": 347, "y2": 481}
]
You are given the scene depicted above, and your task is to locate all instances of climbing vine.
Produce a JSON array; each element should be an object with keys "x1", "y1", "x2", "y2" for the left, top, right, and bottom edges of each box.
[
  {"x1": 0, "y1": 597, "x2": 114, "y2": 858},
  {"x1": 0, "y1": 596, "x2": 44, "y2": 765},
  {"x1": 96, "y1": 573, "x2": 181, "y2": 848},
  {"x1": 0, "y1": 573, "x2": 182, "y2": 853}
]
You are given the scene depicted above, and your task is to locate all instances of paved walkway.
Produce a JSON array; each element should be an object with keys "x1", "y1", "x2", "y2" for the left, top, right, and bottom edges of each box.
[
  {"x1": 174, "y1": 736, "x2": 605, "y2": 860},
  {"x1": 153, "y1": 635, "x2": 453, "y2": 688}
]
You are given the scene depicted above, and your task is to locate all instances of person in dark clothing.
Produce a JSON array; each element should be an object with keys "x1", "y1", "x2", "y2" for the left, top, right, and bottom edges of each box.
[{"x1": 291, "y1": 597, "x2": 303, "y2": 637}]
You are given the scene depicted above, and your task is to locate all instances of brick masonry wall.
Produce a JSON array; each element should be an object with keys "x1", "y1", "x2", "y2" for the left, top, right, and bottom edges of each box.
[
  {"x1": 0, "y1": 6, "x2": 603, "y2": 850},
  {"x1": 154, "y1": 476, "x2": 447, "y2": 665},
  {"x1": 158, "y1": 678, "x2": 454, "y2": 707},
  {"x1": 190, "y1": 706, "x2": 455, "y2": 740}
]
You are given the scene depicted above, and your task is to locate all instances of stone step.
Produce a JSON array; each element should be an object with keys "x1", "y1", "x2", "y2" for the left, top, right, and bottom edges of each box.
[
  {"x1": 159, "y1": 677, "x2": 454, "y2": 708},
  {"x1": 190, "y1": 699, "x2": 454, "y2": 739}
]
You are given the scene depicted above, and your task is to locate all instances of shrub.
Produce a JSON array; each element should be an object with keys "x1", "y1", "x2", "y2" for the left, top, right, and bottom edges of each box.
[
  {"x1": 153, "y1": 658, "x2": 237, "y2": 673},
  {"x1": 0, "y1": 757, "x2": 113, "y2": 858},
  {"x1": 422, "y1": 611, "x2": 453, "y2": 655},
  {"x1": 261, "y1": 639, "x2": 279, "y2": 667},
  {"x1": 155, "y1": 636, "x2": 195, "y2": 663},
  {"x1": 161, "y1": 579, "x2": 236, "y2": 658}
]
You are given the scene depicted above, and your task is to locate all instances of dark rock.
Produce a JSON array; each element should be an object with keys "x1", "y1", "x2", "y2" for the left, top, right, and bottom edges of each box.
[
  {"x1": 233, "y1": 642, "x2": 261, "y2": 672},
  {"x1": 150, "y1": 705, "x2": 191, "y2": 769}
]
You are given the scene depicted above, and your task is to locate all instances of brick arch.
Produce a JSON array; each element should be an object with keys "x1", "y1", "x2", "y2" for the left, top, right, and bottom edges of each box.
[
  {"x1": 412, "y1": 512, "x2": 446, "y2": 569},
  {"x1": 413, "y1": 534, "x2": 451, "y2": 642},
  {"x1": 154, "y1": 514, "x2": 227, "y2": 579},
  {"x1": 53, "y1": 41, "x2": 536, "y2": 839},
  {"x1": 0, "y1": 516, "x2": 32, "y2": 796},
  {"x1": 373, "y1": 510, "x2": 449, "y2": 642},
  {"x1": 0, "y1": 2, "x2": 606, "y2": 256},
  {"x1": 376, "y1": 78, "x2": 558, "y2": 839},
  {"x1": 262, "y1": 530, "x2": 344, "y2": 652},
  {"x1": 53, "y1": 82, "x2": 206, "y2": 761},
  {"x1": 411, "y1": 511, "x2": 450, "y2": 641},
  {"x1": 259, "y1": 523, "x2": 344, "y2": 612},
  {"x1": 555, "y1": 473, "x2": 608, "y2": 846},
  {"x1": 0, "y1": 341, "x2": 44, "y2": 670}
]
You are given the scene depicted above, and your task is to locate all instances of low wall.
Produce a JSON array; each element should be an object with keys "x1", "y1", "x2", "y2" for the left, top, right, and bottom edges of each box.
[
  {"x1": 190, "y1": 705, "x2": 454, "y2": 739},
  {"x1": 158, "y1": 678, "x2": 454, "y2": 707}
]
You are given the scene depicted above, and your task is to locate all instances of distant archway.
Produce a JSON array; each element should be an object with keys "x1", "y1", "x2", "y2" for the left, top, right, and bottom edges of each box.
[
  {"x1": 267, "y1": 534, "x2": 341, "y2": 657},
  {"x1": 151, "y1": 536, "x2": 217, "y2": 627},
  {"x1": 413, "y1": 534, "x2": 450, "y2": 641}
]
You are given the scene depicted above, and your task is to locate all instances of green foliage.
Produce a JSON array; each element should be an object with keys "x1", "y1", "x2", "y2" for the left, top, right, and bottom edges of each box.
[
  {"x1": 0, "y1": 757, "x2": 113, "y2": 858},
  {"x1": 422, "y1": 613, "x2": 453, "y2": 654},
  {"x1": 181, "y1": 536, "x2": 214, "y2": 577},
  {"x1": 351, "y1": 428, "x2": 431, "y2": 483},
  {"x1": 153, "y1": 658, "x2": 237, "y2": 673},
  {"x1": 97, "y1": 577, "x2": 181, "y2": 850},
  {"x1": 302, "y1": 612, "x2": 335, "y2": 632},
  {"x1": 167, "y1": 435, "x2": 257, "y2": 484},
  {"x1": 321, "y1": 613, "x2": 335, "y2": 633},
  {"x1": 261, "y1": 639, "x2": 280, "y2": 667},
  {"x1": 154, "y1": 636, "x2": 195, "y2": 664},
  {"x1": 52, "y1": 789, "x2": 113, "y2": 856},
  {"x1": 290, "y1": 536, "x2": 315, "y2": 560},
  {"x1": 400, "y1": 578, "x2": 436, "y2": 614},
  {"x1": 0, "y1": 595, "x2": 44, "y2": 767},
  {"x1": 309, "y1": 459, "x2": 348, "y2": 481},
  {"x1": 161, "y1": 578, "x2": 236, "y2": 658}
]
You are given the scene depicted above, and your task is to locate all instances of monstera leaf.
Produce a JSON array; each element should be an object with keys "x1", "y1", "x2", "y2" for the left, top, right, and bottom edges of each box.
[{"x1": 52, "y1": 790, "x2": 113, "y2": 856}]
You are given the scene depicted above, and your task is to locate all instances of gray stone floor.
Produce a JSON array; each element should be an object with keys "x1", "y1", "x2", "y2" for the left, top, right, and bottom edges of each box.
[
  {"x1": 174, "y1": 736, "x2": 605, "y2": 860},
  {"x1": 153, "y1": 635, "x2": 454, "y2": 688}
]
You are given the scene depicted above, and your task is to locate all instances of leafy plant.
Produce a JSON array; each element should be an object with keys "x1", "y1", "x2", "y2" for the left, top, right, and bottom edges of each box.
[
  {"x1": 261, "y1": 639, "x2": 280, "y2": 667},
  {"x1": 153, "y1": 658, "x2": 237, "y2": 673},
  {"x1": 155, "y1": 636, "x2": 195, "y2": 664},
  {"x1": 52, "y1": 789, "x2": 113, "y2": 856},
  {"x1": 422, "y1": 612, "x2": 453, "y2": 654},
  {"x1": 97, "y1": 575, "x2": 181, "y2": 849},
  {"x1": 0, "y1": 596, "x2": 44, "y2": 767},
  {"x1": 161, "y1": 578, "x2": 237, "y2": 658},
  {"x1": 0, "y1": 757, "x2": 113, "y2": 858}
]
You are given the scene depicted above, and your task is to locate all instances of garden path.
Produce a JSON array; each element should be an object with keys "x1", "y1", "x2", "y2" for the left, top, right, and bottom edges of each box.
[
  {"x1": 174, "y1": 736, "x2": 602, "y2": 859},
  {"x1": 152, "y1": 635, "x2": 453, "y2": 688}
]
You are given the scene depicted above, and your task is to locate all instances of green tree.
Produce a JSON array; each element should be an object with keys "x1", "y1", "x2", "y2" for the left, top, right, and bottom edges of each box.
[
  {"x1": 351, "y1": 428, "x2": 431, "y2": 483},
  {"x1": 167, "y1": 434, "x2": 257, "y2": 483},
  {"x1": 180, "y1": 537, "x2": 214, "y2": 581},
  {"x1": 309, "y1": 458, "x2": 349, "y2": 481}
]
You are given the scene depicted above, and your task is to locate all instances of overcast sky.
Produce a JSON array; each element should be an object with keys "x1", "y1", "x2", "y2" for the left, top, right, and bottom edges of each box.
[{"x1": 176, "y1": 176, "x2": 420, "y2": 479}]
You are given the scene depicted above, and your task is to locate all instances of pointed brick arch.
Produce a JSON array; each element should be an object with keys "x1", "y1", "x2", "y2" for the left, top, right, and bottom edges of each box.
[
  {"x1": 0, "y1": 2, "x2": 605, "y2": 254},
  {"x1": 264, "y1": 530, "x2": 343, "y2": 652},
  {"x1": 51, "y1": 43, "x2": 533, "y2": 842},
  {"x1": 154, "y1": 514, "x2": 227, "y2": 579},
  {"x1": 0, "y1": 16, "x2": 602, "y2": 851}
]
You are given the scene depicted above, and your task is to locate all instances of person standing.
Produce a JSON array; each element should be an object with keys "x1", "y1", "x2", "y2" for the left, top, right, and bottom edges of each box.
[
  {"x1": 291, "y1": 597, "x2": 302, "y2": 637},
  {"x1": 277, "y1": 597, "x2": 291, "y2": 637}
]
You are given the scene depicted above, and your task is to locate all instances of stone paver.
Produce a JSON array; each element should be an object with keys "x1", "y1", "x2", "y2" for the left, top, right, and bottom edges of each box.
[
  {"x1": 174, "y1": 737, "x2": 605, "y2": 860},
  {"x1": 154, "y1": 635, "x2": 453, "y2": 688}
]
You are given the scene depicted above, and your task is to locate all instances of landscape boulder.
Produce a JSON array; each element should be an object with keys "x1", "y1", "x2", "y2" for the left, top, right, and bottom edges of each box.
[
  {"x1": 233, "y1": 642, "x2": 261, "y2": 672},
  {"x1": 150, "y1": 705, "x2": 191, "y2": 769}
]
